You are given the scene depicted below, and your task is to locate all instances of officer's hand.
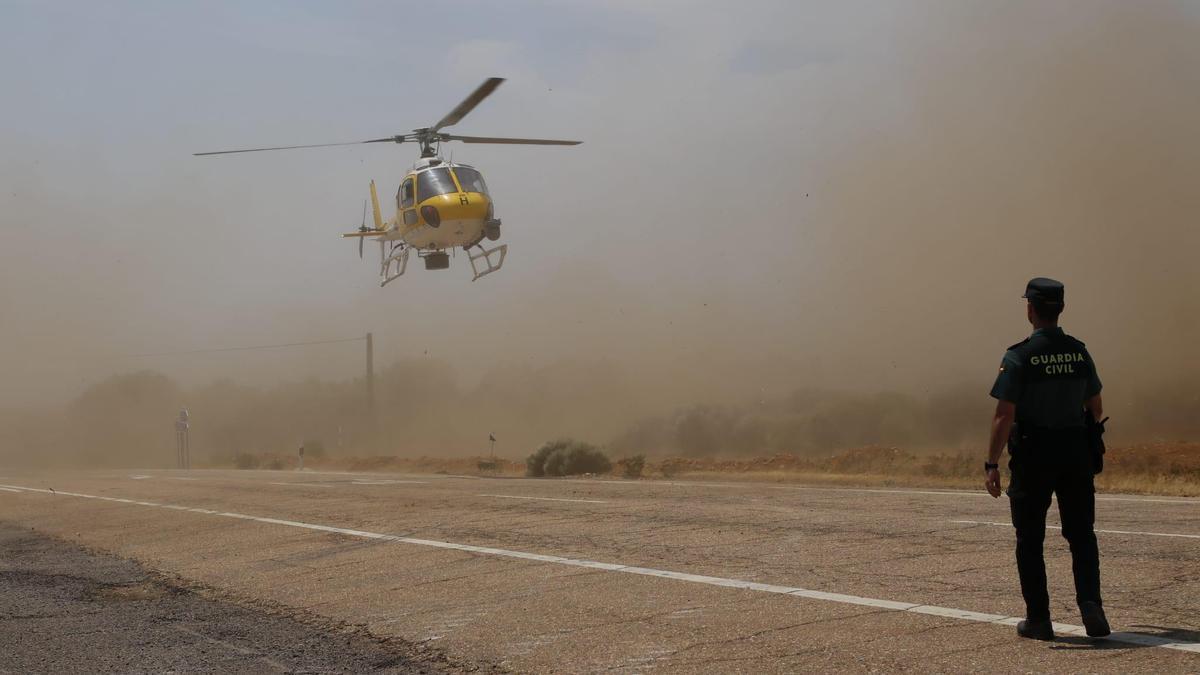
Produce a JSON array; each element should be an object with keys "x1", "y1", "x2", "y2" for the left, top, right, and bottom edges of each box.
[{"x1": 985, "y1": 468, "x2": 1002, "y2": 498}]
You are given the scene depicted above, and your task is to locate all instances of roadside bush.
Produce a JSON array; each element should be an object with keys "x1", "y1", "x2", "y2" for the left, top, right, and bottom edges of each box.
[
  {"x1": 302, "y1": 440, "x2": 326, "y2": 460},
  {"x1": 526, "y1": 439, "x2": 612, "y2": 477},
  {"x1": 234, "y1": 452, "x2": 259, "y2": 470},
  {"x1": 525, "y1": 441, "x2": 560, "y2": 477},
  {"x1": 659, "y1": 457, "x2": 685, "y2": 478},
  {"x1": 617, "y1": 454, "x2": 646, "y2": 479}
]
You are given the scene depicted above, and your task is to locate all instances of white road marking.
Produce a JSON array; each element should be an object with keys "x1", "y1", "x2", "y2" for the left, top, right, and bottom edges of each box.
[
  {"x1": 770, "y1": 485, "x2": 984, "y2": 497},
  {"x1": 556, "y1": 478, "x2": 747, "y2": 489},
  {"x1": 479, "y1": 494, "x2": 608, "y2": 504},
  {"x1": 266, "y1": 482, "x2": 334, "y2": 489},
  {"x1": 90, "y1": 469, "x2": 1200, "y2": 505},
  {"x1": 952, "y1": 520, "x2": 1200, "y2": 540},
  {"x1": 1094, "y1": 496, "x2": 1200, "y2": 505},
  {"x1": 772, "y1": 484, "x2": 1200, "y2": 505},
  {"x1": 0, "y1": 487, "x2": 21, "y2": 493},
  {"x1": 129, "y1": 475, "x2": 152, "y2": 480},
  {"x1": 560, "y1": 477, "x2": 1200, "y2": 505},
  {"x1": 559, "y1": 477, "x2": 981, "y2": 495},
  {"x1": 1, "y1": 482, "x2": 1196, "y2": 654},
  {"x1": 220, "y1": 468, "x2": 452, "y2": 480}
]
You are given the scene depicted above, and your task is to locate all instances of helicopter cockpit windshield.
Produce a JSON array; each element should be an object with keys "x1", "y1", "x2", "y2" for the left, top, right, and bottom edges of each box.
[
  {"x1": 452, "y1": 167, "x2": 489, "y2": 195},
  {"x1": 417, "y1": 168, "x2": 457, "y2": 201}
]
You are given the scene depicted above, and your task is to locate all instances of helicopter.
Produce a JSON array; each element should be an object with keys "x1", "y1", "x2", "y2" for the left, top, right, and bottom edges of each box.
[{"x1": 195, "y1": 78, "x2": 580, "y2": 284}]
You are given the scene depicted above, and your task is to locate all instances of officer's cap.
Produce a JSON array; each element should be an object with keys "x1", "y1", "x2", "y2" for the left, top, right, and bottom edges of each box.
[{"x1": 1022, "y1": 277, "x2": 1065, "y2": 305}]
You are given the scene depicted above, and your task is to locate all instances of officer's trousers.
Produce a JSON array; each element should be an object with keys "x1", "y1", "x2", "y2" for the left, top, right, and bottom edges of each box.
[{"x1": 1007, "y1": 435, "x2": 1101, "y2": 621}]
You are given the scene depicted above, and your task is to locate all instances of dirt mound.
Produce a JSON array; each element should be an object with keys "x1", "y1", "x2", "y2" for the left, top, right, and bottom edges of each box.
[
  {"x1": 207, "y1": 443, "x2": 1200, "y2": 496},
  {"x1": 1107, "y1": 442, "x2": 1200, "y2": 476},
  {"x1": 338, "y1": 455, "x2": 524, "y2": 476}
]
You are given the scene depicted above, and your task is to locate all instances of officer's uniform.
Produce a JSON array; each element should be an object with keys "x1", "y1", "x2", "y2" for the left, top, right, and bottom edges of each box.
[{"x1": 990, "y1": 278, "x2": 1103, "y2": 625}]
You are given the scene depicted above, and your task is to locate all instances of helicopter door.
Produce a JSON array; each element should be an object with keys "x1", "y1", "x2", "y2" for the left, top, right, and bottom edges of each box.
[{"x1": 399, "y1": 177, "x2": 418, "y2": 226}]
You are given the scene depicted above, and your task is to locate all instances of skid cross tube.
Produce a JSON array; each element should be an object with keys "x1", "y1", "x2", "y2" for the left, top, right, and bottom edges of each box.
[
  {"x1": 467, "y1": 243, "x2": 507, "y2": 281},
  {"x1": 380, "y1": 242, "x2": 410, "y2": 287}
]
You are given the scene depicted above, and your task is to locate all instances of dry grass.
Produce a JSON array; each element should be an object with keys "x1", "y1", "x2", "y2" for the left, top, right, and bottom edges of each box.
[
  {"x1": 661, "y1": 441, "x2": 1200, "y2": 497},
  {"x1": 640, "y1": 444, "x2": 1200, "y2": 497},
  {"x1": 211, "y1": 442, "x2": 1200, "y2": 497}
]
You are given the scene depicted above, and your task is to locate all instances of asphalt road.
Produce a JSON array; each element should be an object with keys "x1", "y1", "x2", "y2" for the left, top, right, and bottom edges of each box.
[{"x1": 1, "y1": 468, "x2": 1197, "y2": 673}]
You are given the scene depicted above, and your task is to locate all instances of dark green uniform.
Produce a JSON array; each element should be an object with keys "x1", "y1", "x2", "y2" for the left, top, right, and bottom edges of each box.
[
  {"x1": 990, "y1": 326, "x2": 1103, "y2": 622},
  {"x1": 991, "y1": 327, "x2": 1102, "y2": 428}
]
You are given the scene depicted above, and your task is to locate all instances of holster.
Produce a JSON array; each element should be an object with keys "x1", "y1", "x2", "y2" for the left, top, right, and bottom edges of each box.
[
  {"x1": 1007, "y1": 422, "x2": 1028, "y2": 467},
  {"x1": 1084, "y1": 414, "x2": 1109, "y2": 475},
  {"x1": 1008, "y1": 422, "x2": 1095, "y2": 472}
]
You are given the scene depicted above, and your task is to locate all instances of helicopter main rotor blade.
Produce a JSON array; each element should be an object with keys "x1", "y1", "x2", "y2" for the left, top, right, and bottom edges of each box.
[
  {"x1": 432, "y1": 77, "x2": 505, "y2": 132},
  {"x1": 193, "y1": 136, "x2": 405, "y2": 156},
  {"x1": 440, "y1": 134, "x2": 581, "y2": 146}
]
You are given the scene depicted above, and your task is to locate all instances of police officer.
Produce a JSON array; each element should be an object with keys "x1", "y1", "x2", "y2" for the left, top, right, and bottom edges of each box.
[{"x1": 984, "y1": 277, "x2": 1110, "y2": 641}]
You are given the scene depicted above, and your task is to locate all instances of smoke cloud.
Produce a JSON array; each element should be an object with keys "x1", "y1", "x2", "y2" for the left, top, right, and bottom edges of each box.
[{"x1": 1, "y1": 1, "x2": 1197, "y2": 466}]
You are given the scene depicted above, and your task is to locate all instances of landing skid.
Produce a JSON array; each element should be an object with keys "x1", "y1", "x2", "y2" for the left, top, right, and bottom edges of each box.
[
  {"x1": 467, "y1": 243, "x2": 507, "y2": 281},
  {"x1": 379, "y1": 241, "x2": 410, "y2": 287},
  {"x1": 377, "y1": 240, "x2": 506, "y2": 285}
]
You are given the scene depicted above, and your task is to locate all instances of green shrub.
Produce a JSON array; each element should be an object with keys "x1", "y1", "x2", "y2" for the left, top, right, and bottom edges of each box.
[
  {"x1": 234, "y1": 452, "x2": 259, "y2": 470},
  {"x1": 525, "y1": 441, "x2": 560, "y2": 477},
  {"x1": 659, "y1": 458, "x2": 682, "y2": 478},
  {"x1": 618, "y1": 454, "x2": 646, "y2": 478},
  {"x1": 302, "y1": 440, "x2": 326, "y2": 460},
  {"x1": 526, "y1": 439, "x2": 612, "y2": 477}
]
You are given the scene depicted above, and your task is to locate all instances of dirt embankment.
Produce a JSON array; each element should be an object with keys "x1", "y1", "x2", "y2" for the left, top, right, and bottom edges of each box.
[
  {"x1": 647, "y1": 444, "x2": 1200, "y2": 496},
  {"x1": 209, "y1": 443, "x2": 1200, "y2": 497}
]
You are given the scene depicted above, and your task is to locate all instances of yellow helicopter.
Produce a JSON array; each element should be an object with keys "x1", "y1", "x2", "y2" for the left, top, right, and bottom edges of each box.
[{"x1": 195, "y1": 78, "x2": 580, "y2": 284}]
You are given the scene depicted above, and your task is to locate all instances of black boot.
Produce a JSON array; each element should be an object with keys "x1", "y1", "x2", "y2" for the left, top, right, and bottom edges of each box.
[
  {"x1": 1079, "y1": 601, "x2": 1111, "y2": 637},
  {"x1": 1017, "y1": 617, "x2": 1055, "y2": 641}
]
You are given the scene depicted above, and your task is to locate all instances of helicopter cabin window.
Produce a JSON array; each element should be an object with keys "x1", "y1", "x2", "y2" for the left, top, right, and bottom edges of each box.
[
  {"x1": 416, "y1": 168, "x2": 458, "y2": 201},
  {"x1": 453, "y1": 167, "x2": 488, "y2": 195},
  {"x1": 399, "y1": 178, "x2": 415, "y2": 209}
]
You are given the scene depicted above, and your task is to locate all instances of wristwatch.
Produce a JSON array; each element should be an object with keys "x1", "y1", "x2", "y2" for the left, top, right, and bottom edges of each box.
[{"x1": 984, "y1": 462, "x2": 999, "y2": 471}]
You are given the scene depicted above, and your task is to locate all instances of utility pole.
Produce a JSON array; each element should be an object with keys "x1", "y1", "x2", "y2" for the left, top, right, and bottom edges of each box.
[
  {"x1": 365, "y1": 332, "x2": 376, "y2": 446},
  {"x1": 175, "y1": 408, "x2": 190, "y2": 470}
]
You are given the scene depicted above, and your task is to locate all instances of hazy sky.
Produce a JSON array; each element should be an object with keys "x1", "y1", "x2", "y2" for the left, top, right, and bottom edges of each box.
[{"x1": 2, "y1": 1, "x2": 1198, "y2": 414}]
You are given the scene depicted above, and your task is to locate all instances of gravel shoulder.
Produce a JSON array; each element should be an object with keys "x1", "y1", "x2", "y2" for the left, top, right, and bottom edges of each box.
[{"x1": 0, "y1": 523, "x2": 456, "y2": 674}]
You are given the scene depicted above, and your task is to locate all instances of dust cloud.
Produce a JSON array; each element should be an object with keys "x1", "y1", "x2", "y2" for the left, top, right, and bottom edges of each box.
[{"x1": 1, "y1": 2, "x2": 1197, "y2": 468}]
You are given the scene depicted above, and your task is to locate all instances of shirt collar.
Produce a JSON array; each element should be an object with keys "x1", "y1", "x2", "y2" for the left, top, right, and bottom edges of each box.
[{"x1": 1032, "y1": 326, "x2": 1064, "y2": 337}]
